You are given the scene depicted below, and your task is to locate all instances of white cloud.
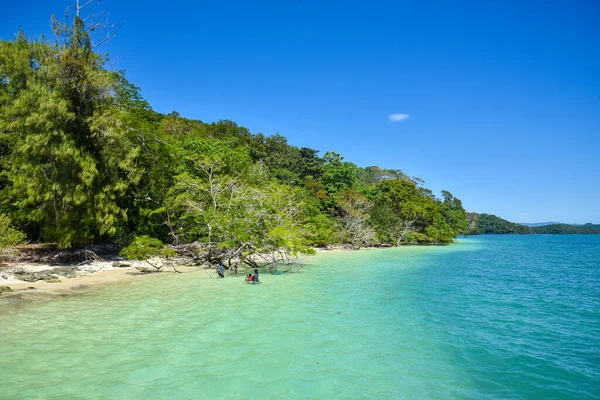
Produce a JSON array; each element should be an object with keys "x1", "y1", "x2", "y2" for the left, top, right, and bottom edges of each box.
[{"x1": 388, "y1": 113, "x2": 410, "y2": 122}]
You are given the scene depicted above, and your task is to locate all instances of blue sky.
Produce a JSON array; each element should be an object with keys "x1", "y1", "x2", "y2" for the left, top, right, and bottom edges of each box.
[{"x1": 2, "y1": 0, "x2": 599, "y2": 223}]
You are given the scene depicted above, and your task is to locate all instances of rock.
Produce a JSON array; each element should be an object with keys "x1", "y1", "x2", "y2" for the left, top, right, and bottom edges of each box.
[
  {"x1": 0, "y1": 286, "x2": 13, "y2": 294},
  {"x1": 56, "y1": 272, "x2": 78, "y2": 279},
  {"x1": 18, "y1": 273, "x2": 50, "y2": 282},
  {"x1": 10, "y1": 268, "x2": 25, "y2": 275},
  {"x1": 112, "y1": 262, "x2": 131, "y2": 268},
  {"x1": 13, "y1": 270, "x2": 65, "y2": 282},
  {"x1": 135, "y1": 266, "x2": 152, "y2": 274},
  {"x1": 49, "y1": 266, "x2": 80, "y2": 278}
]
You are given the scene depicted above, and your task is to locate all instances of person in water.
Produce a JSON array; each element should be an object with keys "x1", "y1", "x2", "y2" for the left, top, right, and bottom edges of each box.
[
  {"x1": 217, "y1": 263, "x2": 225, "y2": 278},
  {"x1": 246, "y1": 273, "x2": 253, "y2": 282},
  {"x1": 253, "y1": 268, "x2": 259, "y2": 283}
]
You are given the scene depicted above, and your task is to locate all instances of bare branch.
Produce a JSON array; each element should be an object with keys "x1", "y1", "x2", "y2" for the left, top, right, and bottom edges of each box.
[
  {"x1": 87, "y1": 21, "x2": 103, "y2": 32},
  {"x1": 80, "y1": 0, "x2": 95, "y2": 10},
  {"x1": 91, "y1": 23, "x2": 122, "y2": 47},
  {"x1": 64, "y1": 0, "x2": 122, "y2": 47},
  {"x1": 65, "y1": 5, "x2": 75, "y2": 19},
  {"x1": 66, "y1": 0, "x2": 95, "y2": 19},
  {"x1": 83, "y1": 11, "x2": 108, "y2": 23}
]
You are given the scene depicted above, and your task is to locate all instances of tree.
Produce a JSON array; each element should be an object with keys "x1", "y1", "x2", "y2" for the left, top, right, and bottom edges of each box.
[
  {"x1": 0, "y1": 9, "x2": 140, "y2": 248},
  {"x1": 120, "y1": 235, "x2": 178, "y2": 272},
  {"x1": 321, "y1": 152, "x2": 360, "y2": 210},
  {"x1": 438, "y1": 190, "x2": 469, "y2": 235},
  {"x1": 371, "y1": 180, "x2": 423, "y2": 245},
  {"x1": 358, "y1": 166, "x2": 406, "y2": 185},
  {"x1": 424, "y1": 213, "x2": 455, "y2": 243},
  {"x1": 51, "y1": 0, "x2": 122, "y2": 49},
  {"x1": 336, "y1": 190, "x2": 377, "y2": 249},
  {"x1": 160, "y1": 112, "x2": 198, "y2": 138},
  {"x1": 296, "y1": 147, "x2": 324, "y2": 180},
  {"x1": 0, "y1": 214, "x2": 26, "y2": 252}
]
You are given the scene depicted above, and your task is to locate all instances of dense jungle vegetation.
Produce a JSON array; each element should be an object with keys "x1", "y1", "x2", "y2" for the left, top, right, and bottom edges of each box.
[
  {"x1": 2, "y1": 8, "x2": 594, "y2": 263},
  {"x1": 0, "y1": 10, "x2": 469, "y2": 263}
]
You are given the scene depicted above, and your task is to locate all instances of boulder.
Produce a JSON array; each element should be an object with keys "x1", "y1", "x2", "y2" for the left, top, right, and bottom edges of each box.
[
  {"x1": 112, "y1": 262, "x2": 131, "y2": 268},
  {"x1": 12, "y1": 270, "x2": 65, "y2": 282},
  {"x1": 0, "y1": 286, "x2": 13, "y2": 294},
  {"x1": 49, "y1": 266, "x2": 80, "y2": 278},
  {"x1": 17, "y1": 272, "x2": 51, "y2": 282}
]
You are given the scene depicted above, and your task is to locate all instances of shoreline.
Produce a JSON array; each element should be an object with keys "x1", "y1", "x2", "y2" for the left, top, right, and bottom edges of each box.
[
  {"x1": 0, "y1": 265, "x2": 219, "y2": 309},
  {"x1": 0, "y1": 242, "x2": 461, "y2": 305},
  {"x1": 0, "y1": 253, "x2": 303, "y2": 305}
]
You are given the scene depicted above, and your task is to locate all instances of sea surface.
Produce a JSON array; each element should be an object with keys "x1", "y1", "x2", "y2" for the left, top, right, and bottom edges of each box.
[{"x1": 0, "y1": 235, "x2": 599, "y2": 399}]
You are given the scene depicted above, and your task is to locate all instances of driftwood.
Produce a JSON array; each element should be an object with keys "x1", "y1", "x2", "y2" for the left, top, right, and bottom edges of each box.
[
  {"x1": 170, "y1": 241, "x2": 305, "y2": 275},
  {"x1": 266, "y1": 262, "x2": 305, "y2": 274}
]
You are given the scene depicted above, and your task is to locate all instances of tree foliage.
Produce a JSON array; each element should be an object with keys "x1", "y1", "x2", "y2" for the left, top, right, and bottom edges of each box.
[
  {"x1": 0, "y1": 5, "x2": 474, "y2": 258},
  {"x1": 468, "y1": 213, "x2": 532, "y2": 234},
  {"x1": 0, "y1": 18, "x2": 139, "y2": 248},
  {"x1": 0, "y1": 214, "x2": 26, "y2": 251},
  {"x1": 120, "y1": 235, "x2": 177, "y2": 272}
]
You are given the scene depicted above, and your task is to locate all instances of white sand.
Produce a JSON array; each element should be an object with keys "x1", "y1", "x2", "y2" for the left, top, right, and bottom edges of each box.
[{"x1": 0, "y1": 259, "x2": 214, "y2": 294}]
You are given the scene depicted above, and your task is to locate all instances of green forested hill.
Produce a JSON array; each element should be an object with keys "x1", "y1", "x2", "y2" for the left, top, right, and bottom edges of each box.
[
  {"x1": 533, "y1": 224, "x2": 599, "y2": 234},
  {"x1": 468, "y1": 213, "x2": 532, "y2": 234},
  {"x1": 0, "y1": 13, "x2": 470, "y2": 259},
  {"x1": 467, "y1": 214, "x2": 599, "y2": 235},
  {"x1": 580, "y1": 223, "x2": 600, "y2": 232}
]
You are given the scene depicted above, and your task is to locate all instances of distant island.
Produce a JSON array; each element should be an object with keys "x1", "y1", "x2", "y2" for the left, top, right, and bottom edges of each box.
[
  {"x1": 520, "y1": 221, "x2": 564, "y2": 227},
  {"x1": 467, "y1": 214, "x2": 600, "y2": 235}
]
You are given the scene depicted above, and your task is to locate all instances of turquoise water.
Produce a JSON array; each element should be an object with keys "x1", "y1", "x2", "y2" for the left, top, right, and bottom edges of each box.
[{"x1": 1, "y1": 235, "x2": 599, "y2": 399}]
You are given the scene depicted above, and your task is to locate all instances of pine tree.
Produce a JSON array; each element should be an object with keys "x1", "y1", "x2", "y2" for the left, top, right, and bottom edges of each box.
[{"x1": 0, "y1": 11, "x2": 139, "y2": 248}]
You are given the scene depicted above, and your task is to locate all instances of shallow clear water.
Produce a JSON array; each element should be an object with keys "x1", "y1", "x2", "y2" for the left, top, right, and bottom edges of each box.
[{"x1": 1, "y1": 235, "x2": 599, "y2": 399}]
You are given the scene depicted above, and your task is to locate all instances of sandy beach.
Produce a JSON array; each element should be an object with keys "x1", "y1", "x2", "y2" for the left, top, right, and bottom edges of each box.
[{"x1": 0, "y1": 260, "x2": 217, "y2": 303}]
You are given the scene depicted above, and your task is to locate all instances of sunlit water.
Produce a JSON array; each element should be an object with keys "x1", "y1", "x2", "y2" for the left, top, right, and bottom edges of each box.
[{"x1": 1, "y1": 235, "x2": 599, "y2": 399}]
